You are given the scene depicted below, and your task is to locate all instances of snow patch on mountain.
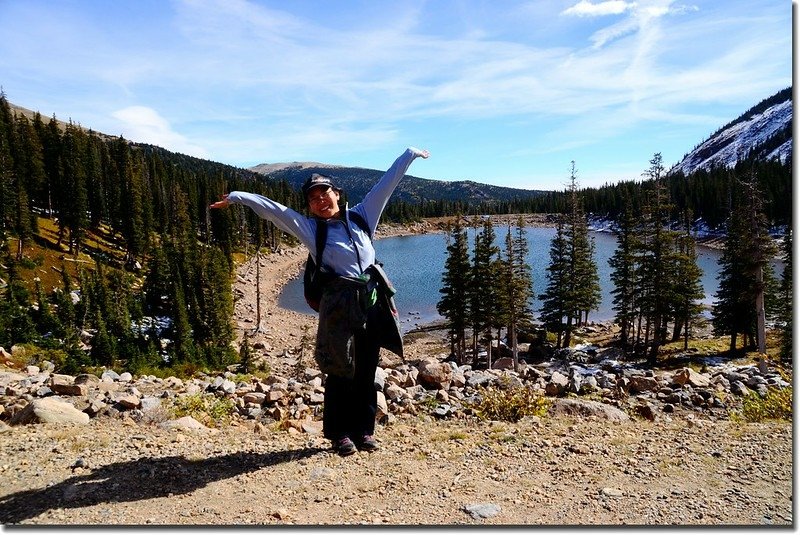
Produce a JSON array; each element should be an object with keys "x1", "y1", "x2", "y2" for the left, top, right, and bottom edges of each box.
[{"x1": 670, "y1": 98, "x2": 792, "y2": 176}]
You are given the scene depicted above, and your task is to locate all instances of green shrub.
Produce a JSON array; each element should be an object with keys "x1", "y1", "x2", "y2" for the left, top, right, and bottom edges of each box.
[
  {"x1": 170, "y1": 393, "x2": 236, "y2": 428},
  {"x1": 470, "y1": 384, "x2": 551, "y2": 422},
  {"x1": 739, "y1": 387, "x2": 792, "y2": 422}
]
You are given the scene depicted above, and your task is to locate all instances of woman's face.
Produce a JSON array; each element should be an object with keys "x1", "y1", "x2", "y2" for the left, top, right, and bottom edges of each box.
[{"x1": 307, "y1": 186, "x2": 341, "y2": 219}]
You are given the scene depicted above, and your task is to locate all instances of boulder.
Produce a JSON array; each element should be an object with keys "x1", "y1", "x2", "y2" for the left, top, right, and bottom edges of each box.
[
  {"x1": 545, "y1": 371, "x2": 569, "y2": 396},
  {"x1": 548, "y1": 398, "x2": 630, "y2": 422},
  {"x1": 417, "y1": 358, "x2": 452, "y2": 390},
  {"x1": 50, "y1": 375, "x2": 88, "y2": 397},
  {"x1": 159, "y1": 415, "x2": 211, "y2": 431},
  {"x1": 673, "y1": 368, "x2": 710, "y2": 388},
  {"x1": 629, "y1": 375, "x2": 660, "y2": 393},
  {"x1": 10, "y1": 398, "x2": 90, "y2": 425}
]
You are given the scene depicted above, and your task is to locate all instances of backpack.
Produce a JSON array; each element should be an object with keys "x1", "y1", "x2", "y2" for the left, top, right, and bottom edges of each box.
[{"x1": 303, "y1": 210, "x2": 372, "y2": 312}]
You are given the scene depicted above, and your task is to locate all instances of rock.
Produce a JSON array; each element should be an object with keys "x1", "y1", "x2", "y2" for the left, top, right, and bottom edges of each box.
[
  {"x1": 635, "y1": 403, "x2": 657, "y2": 421},
  {"x1": 376, "y1": 391, "x2": 390, "y2": 422},
  {"x1": 115, "y1": 394, "x2": 141, "y2": 410},
  {"x1": 432, "y1": 404, "x2": 451, "y2": 418},
  {"x1": 10, "y1": 398, "x2": 90, "y2": 425},
  {"x1": 673, "y1": 368, "x2": 710, "y2": 388},
  {"x1": 545, "y1": 371, "x2": 569, "y2": 396},
  {"x1": 417, "y1": 358, "x2": 452, "y2": 390},
  {"x1": 374, "y1": 367, "x2": 387, "y2": 391},
  {"x1": 159, "y1": 416, "x2": 210, "y2": 431},
  {"x1": 101, "y1": 370, "x2": 120, "y2": 382},
  {"x1": 300, "y1": 420, "x2": 323, "y2": 434},
  {"x1": 385, "y1": 384, "x2": 406, "y2": 402},
  {"x1": 119, "y1": 372, "x2": 133, "y2": 382},
  {"x1": 273, "y1": 508, "x2": 291, "y2": 521},
  {"x1": 266, "y1": 389, "x2": 286, "y2": 403},
  {"x1": 548, "y1": 398, "x2": 630, "y2": 422},
  {"x1": 629, "y1": 375, "x2": 659, "y2": 393},
  {"x1": 464, "y1": 503, "x2": 501, "y2": 519},
  {"x1": 74, "y1": 373, "x2": 100, "y2": 386},
  {"x1": 139, "y1": 396, "x2": 162, "y2": 414},
  {"x1": 466, "y1": 371, "x2": 494, "y2": 389},
  {"x1": 163, "y1": 376, "x2": 184, "y2": 389},
  {"x1": 243, "y1": 392, "x2": 267, "y2": 405},
  {"x1": 50, "y1": 375, "x2": 88, "y2": 397},
  {"x1": 601, "y1": 487, "x2": 624, "y2": 497}
]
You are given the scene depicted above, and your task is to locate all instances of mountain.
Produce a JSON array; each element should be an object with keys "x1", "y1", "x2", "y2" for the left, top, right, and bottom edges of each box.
[
  {"x1": 669, "y1": 87, "x2": 792, "y2": 176},
  {"x1": 249, "y1": 162, "x2": 548, "y2": 204}
]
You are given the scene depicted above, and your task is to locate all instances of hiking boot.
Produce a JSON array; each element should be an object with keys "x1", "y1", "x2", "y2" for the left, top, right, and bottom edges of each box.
[
  {"x1": 356, "y1": 434, "x2": 379, "y2": 452},
  {"x1": 333, "y1": 437, "x2": 357, "y2": 456}
]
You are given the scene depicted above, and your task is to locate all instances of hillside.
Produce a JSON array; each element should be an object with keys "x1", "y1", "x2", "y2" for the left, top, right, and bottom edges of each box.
[{"x1": 670, "y1": 87, "x2": 792, "y2": 176}]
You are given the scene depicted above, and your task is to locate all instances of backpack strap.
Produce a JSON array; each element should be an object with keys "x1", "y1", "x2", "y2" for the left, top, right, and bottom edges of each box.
[
  {"x1": 312, "y1": 217, "x2": 329, "y2": 277},
  {"x1": 348, "y1": 210, "x2": 372, "y2": 240}
]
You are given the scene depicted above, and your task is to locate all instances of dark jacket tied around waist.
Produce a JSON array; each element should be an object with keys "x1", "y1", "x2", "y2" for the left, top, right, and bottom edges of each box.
[{"x1": 314, "y1": 264, "x2": 403, "y2": 379}]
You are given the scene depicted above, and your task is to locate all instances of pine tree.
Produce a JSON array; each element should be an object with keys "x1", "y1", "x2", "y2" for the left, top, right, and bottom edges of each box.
[
  {"x1": 637, "y1": 153, "x2": 680, "y2": 365},
  {"x1": 196, "y1": 246, "x2": 235, "y2": 368},
  {"x1": 567, "y1": 186, "x2": 601, "y2": 326},
  {"x1": 437, "y1": 216, "x2": 471, "y2": 364},
  {"x1": 712, "y1": 172, "x2": 777, "y2": 351},
  {"x1": 670, "y1": 212, "x2": 705, "y2": 349},
  {"x1": 60, "y1": 124, "x2": 89, "y2": 255},
  {"x1": 539, "y1": 217, "x2": 569, "y2": 348},
  {"x1": 778, "y1": 229, "x2": 792, "y2": 365},
  {"x1": 608, "y1": 199, "x2": 639, "y2": 348},
  {"x1": 467, "y1": 217, "x2": 500, "y2": 367},
  {"x1": 497, "y1": 217, "x2": 534, "y2": 370}
]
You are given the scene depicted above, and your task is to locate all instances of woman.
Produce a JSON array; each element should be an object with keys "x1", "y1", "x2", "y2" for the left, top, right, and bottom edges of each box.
[{"x1": 210, "y1": 146, "x2": 429, "y2": 456}]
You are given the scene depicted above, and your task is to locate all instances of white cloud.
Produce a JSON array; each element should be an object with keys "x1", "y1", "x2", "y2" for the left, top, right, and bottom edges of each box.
[
  {"x1": 111, "y1": 106, "x2": 209, "y2": 158},
  {"x1": 562, "y1": 0, "x2": 636, "y2": 17}
]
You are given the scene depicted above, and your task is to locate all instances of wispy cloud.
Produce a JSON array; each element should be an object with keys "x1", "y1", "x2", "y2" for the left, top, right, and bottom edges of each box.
[
  {"x1": 562, "y1": 0, "x2": 636, "y2": 17},
  {"x1": 111, "y1": 106, "x2": 209, "y2": 158},
  {"x1": 0, "y1": 0, "x2": 788, "y2": 186}
]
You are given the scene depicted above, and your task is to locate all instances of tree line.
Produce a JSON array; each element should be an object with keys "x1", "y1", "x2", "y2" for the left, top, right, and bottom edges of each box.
[{"x1": 437, "y1": 154, "x2": 792, "y2": 368}]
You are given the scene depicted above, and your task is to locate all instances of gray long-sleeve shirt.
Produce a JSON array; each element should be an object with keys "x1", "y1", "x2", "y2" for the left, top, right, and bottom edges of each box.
[{"x1": 226, "y1": 147, "x2": 426, "y2": 277}]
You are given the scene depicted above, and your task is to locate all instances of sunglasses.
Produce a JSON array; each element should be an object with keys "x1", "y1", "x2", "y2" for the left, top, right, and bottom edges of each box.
[{"x1": 307, "y1": 187, "x2": 333, "y2": 204}]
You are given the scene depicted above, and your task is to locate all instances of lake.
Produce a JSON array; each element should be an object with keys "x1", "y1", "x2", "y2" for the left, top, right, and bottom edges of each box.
[{"x1": 278, "y1": 228, "x2": 785, "y2": 332}]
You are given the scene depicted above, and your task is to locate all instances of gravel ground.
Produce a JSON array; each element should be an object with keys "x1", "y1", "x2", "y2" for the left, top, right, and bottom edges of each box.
[{"x1": 0, "y1": 413, "x2": 791, "y2": 526}]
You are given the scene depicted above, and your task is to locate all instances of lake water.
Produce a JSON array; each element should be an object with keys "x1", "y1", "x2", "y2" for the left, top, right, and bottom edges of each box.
[{"x1": 278, "y1": 228, "x2": 784, "y2": 332}]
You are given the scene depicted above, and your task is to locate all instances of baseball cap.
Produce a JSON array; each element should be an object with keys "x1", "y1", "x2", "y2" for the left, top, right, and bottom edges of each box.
[{"x1": 302, "y1": 173, "x2": 342, "y2": 198}]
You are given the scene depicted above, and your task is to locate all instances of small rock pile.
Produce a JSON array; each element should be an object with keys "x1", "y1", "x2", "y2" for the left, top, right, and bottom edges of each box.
[{"x1": 0, "y1": 345, "x2": 789, "y2": 432}]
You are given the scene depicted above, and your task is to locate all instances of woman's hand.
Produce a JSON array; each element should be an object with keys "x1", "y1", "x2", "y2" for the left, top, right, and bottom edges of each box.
[
  {"x1": 409, "y1": 147, "x2": 430, "y2": 159},
  {"x1": 209, "y1": 194, "x2": 230, "y2": 209}
]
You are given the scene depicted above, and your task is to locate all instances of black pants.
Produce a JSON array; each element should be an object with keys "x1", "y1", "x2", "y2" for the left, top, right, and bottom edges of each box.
[{"x1": 322, "y1": 306, "x2": 380, "y2": 441}]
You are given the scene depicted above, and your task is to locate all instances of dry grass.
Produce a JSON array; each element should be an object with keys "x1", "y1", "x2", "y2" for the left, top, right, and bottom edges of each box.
[{"x1": 11, "y1": 217, "x2": 131, "y2": 295}]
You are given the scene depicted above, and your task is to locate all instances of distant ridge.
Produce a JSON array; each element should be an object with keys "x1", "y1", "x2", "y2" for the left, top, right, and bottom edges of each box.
[
  {"x1": 248, "y1": 162, "x2": 549, "y2": 204},
  {"x1": 250, "y1": 161, "x2": 346, "y2": 175}
]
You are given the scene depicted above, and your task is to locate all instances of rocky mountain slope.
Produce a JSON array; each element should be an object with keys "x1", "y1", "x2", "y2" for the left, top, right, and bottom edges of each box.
[{"x1": 670, "y1": 87, "x2": 792, "y2": 176}]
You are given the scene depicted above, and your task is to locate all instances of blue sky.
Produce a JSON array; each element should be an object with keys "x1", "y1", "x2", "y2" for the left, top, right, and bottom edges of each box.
[{"x1": 0, "y1": 0, "x2": 791, "y2": 190}]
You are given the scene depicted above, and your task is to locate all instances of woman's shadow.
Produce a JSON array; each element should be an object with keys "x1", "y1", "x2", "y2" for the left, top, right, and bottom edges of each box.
[{"x1": 0, "y1": 445, "x2": 326, "y2": 524}]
